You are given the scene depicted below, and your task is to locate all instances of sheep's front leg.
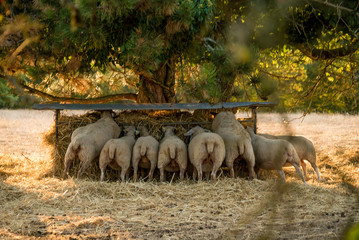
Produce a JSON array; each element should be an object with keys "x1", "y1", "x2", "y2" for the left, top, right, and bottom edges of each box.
[{"x1": 300, "y1": 160, "x2": 308, "y2": 180}]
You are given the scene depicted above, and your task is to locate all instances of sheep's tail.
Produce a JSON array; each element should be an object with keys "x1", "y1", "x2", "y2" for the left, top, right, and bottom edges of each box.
[
  {"x1": 168, "y1": 145, "x2": 176, "y2": 160},
  {"x1": 109, "y1": 146, "x2": 116, "y2": 160},
  {"x1": 237, "y1": 139, "x2": 244, "y2": 155},
  {"x1": 72, "y1": 139, "x2": 81, "y2": 152},
  {"x1": 206, "y1": 141, "x2": 215, "y2": 154},
  {"x1": 140, "y1": 144, "x2": 147, "y2": 157}
]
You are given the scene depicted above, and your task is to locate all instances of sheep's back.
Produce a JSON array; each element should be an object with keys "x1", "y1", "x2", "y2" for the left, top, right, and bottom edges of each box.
[{"x1": 251, "y1": 136, "x2": 289, "y2": 168}]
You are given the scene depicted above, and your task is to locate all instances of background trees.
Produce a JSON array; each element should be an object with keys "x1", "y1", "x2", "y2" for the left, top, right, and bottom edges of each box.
[{"x1": 0, "y1": 0, "x2": 358, "y2": 112}]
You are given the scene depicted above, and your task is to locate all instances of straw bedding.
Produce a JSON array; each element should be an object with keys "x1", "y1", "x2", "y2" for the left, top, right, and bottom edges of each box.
[
  {"x1": 44, "y1": 109, "x2": 253, "y2": 181},
  {"x1": 1, "y1": 111, "x2": 358, "y2": 239}
]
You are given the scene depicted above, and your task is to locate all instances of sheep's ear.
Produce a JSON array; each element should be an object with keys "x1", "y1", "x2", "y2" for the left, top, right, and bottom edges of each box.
[{"x1": 184, "y1": 129, "x2": 194, "y2": 136}]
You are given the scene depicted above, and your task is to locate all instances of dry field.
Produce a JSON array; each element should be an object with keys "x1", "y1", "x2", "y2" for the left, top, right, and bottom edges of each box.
[{"x1": 0, "y1": 109, "x2": 358, "y2": 240}]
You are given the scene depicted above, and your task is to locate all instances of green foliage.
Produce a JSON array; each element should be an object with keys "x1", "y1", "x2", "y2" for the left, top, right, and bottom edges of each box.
[
  {"x1": 0, "y1": 78, "x2": 18, "y2": 108},
  {"x1": 0, "y1": 0, "x2": 358, "y2": 112},
  {"x1": 344, "y1": 223, "x2": 359, "y2": 240}
]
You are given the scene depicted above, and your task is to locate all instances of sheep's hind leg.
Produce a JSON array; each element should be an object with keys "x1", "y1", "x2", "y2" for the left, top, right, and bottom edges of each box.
[
  {"x1": 120, "y1": 167, "x2": 128, "y2": 182},
  {"x1": 292, "y1": 163, "x2": 307, "y2": 185},
  {"x1": 63, "y1": 147, "x2": 76, "y2": 179},
  {"x1": 196, "y1": 164, "x2": 203, "y2": 182},
  {"x1": 77, "y1": 147, "x2": 96, "y2": 178},
  {"x1": 159, "y1": 167, "x2": 165, "y2": 182},
  {"x1": 278, "y1": 169, "x2": 287, "y2": 182},
  {"x1": 311, "y1": 163, "x2": 321, "y2": 182},
  {"x1": 100, "y1": 168, "x2": 106, "y2": 181}
]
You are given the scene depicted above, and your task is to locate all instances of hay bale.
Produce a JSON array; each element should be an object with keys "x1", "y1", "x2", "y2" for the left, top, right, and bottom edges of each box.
[{"x1": 43, "y1": 109, "x2": 254, "y2": 181}]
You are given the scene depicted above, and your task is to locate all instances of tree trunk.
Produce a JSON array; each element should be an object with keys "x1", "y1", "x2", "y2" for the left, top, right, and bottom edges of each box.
[{"x1": 137, "y1": 59, "x2": 176, "y2": 103}]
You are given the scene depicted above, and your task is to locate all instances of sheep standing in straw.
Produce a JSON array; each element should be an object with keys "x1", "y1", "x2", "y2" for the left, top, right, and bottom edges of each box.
[
  {"x1": 132, "y1": 126, "x2": 159, "y2": 181},
  {"x1": 212, "y1": 111, "x2": 256, "y2": 179},
  {"x1": 99, "y1": 126, "x2": 136, "y2": 182},
  {"x1": 246, "y1": 127, "x2": 307, "y2": 184},
  {"x1": 184, "y1": 126, "x2": 225, "y2": 181},
  {"x1": 158, "y1": 126, "x2": 188, "y2": 182},
  {"x1": 260, "y1": 133, "x2": 320, "y2": 181},
  {"x1": 63, "y1": 111, "x2": 121, "y2": 179}
]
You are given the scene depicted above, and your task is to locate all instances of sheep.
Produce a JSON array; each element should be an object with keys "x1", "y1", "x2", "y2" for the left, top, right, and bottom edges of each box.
[
  {"x1": 62, "y1": 111, "x2": 121, "y2": 179},
  {"x1": 99, "y1": 126, "x2": 137, "y2": 182},
  {"x1": 246, "y1": 127, "x2": 307, "y2": 184},
  {"x1": 157, "y1": 126, "x2": 188, "y2": 182},
  {"x1": 212, "y1": 111, "x2": 256, "y2": 179},
  {"x1": 132, "y1": 126, "x2": 159, "y2": 181},
  {"x1": 184, "y1": 126, "x2": 225, "y2": 181},
  {"x1": 260, "y1": 133, "x2": 320, "y2": 181}
]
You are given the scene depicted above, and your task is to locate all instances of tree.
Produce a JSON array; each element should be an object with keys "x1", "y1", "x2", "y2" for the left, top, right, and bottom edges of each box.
[
  {"x1": 0, "y1": 0, "x2": 215, "y2": 103},
  {"x1": 0, "y1": 0, "x2": 358, "y2": 112}
]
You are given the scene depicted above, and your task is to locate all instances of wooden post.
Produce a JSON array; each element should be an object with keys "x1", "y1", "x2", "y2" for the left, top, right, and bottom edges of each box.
[
  {"x1": 55, "y1": 109, "x2": 60, "y2": 146},
  {"x1": 251, "y1": 107, "x2": 257, "y2": 134}
]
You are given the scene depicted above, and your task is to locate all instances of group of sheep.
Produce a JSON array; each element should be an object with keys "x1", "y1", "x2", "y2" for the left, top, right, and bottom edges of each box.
[{"x1": 63, "y1": 111, "x2": 321, "y2": 184}]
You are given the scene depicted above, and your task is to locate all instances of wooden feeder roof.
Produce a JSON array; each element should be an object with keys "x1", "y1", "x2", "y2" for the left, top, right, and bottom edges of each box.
[{"x1": 33, "y1": 102, "x2": 277, "y2": 111}]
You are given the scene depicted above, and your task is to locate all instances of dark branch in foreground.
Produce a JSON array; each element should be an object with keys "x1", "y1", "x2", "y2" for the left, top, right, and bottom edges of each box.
[
  {"x1": 294, "y1": 39, "x2": 359, "y2": 60},
  {"x1": 18, "y1": 82, "x2": 138, "y2": 104}
]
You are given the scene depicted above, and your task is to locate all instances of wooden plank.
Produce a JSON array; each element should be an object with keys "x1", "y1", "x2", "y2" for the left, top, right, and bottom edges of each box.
[{"x1": 33, "y1": 102, "x2": 276, "y2": 111}]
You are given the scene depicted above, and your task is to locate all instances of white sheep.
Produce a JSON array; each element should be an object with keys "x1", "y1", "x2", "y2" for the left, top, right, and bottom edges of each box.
[
  {"x1": 63, "y1": 111, "x2": 121, "y2": 179},
  {"x1": 132, "y1": 126, "x2": 159, "y2": 181},
  {"x1": 157, "y1": 126, "x2": 188, "y2": 182},
  {"x1": 212, "y1": 111, "x2": 256, "y2": 179},
  {"x1": 246, "y1": 127, "x2": 307, "y2": 184},
  {"x1": 99, "y1": 126, "x2": 137, "y2": 182},
  {"x1": 260, "y1": 133, "x2": 320, "y2": 181},
  {"x1": 184, "y1": 126, "x2": 225, "y2": 181}
]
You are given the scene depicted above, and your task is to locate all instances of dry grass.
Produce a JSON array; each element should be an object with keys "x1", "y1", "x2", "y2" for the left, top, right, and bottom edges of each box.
[{"x1": 0, "y1": 110, "x2": 358, "y2": 239}]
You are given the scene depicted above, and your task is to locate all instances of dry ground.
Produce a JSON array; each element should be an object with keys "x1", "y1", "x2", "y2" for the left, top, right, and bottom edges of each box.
[{"x1": 0, "y1": 110, "x2": 358, "y2": 240}]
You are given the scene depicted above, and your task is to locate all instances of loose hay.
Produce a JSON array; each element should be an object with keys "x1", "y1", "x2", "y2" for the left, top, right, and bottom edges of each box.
[{"x1": 1, "y1": 111, "x2": 359, "y2": 239}]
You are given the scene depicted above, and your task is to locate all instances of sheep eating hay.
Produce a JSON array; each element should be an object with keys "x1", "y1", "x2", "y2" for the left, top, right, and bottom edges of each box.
[
  {"x1": 62, "y1": 111, "x2": 122, "y2": 179},
  {"x1": 212, "y1": 111, "x2": 256, "y2": 179},
  {"x1": 99, "y1": 126, "x2": 137, "y2": 182},
  {"x1": 260, "y1": 133, "x2": 321, "y2": 181},
  {"x1": 158, "y1": 126, "x2": 188, "y2": 182},
  {"x1": 246, "y1": 127, "x2": 307, "y2": 184},
  {"x1": 132, "y1": 126, "x2": 159, "y2": 181},
  {"x1": 184, "y1": 126, "x2": 225, "y2": 181}
]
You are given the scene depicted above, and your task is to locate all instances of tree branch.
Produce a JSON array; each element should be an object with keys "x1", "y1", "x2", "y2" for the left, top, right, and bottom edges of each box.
[
  {"x1": 18, "y1": 81, "x2": 138, "y2": 103},
  {"x1": 308, "y1": 0, "x2": 359, "y2": 17},
  {"x1": 294, "y1": 38, "x2": 359, "y2": 60}
]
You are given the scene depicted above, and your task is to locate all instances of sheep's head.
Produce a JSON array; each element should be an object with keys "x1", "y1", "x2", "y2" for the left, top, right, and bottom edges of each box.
[
  {"x1": 245, "y1": 126, "x2": 255, "y2": 136},
  {"x1": 184, "y1": 126, "x2": 210, "y2": 137},
  {"x1": 124, "y1": 126, "x2": 136, "y2": 136},
  {"x1": 162, "y1": 126, "x2": 176, "y2": 136},
  {"x1": 137, "y1": 125, "x2": 150, "y2": 136}
]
